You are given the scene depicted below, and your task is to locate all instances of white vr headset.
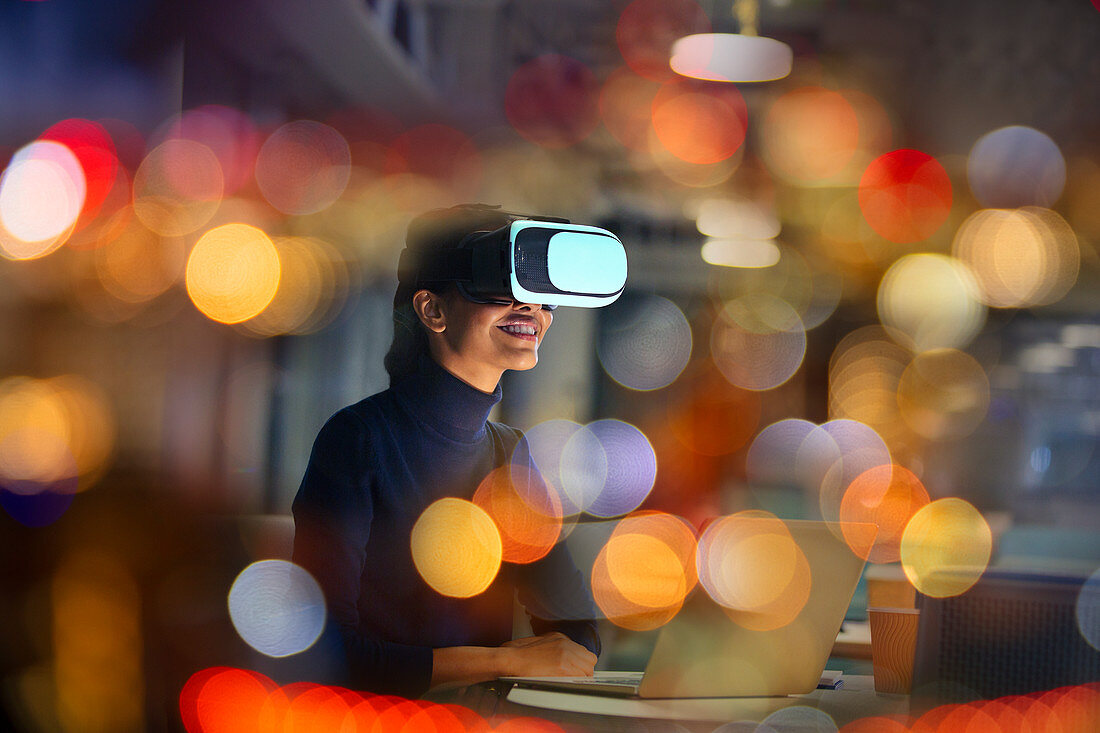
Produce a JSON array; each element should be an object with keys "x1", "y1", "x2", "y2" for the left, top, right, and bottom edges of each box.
[{"x1": 399, "y1": 217, "x2": 628, "y2": 309}]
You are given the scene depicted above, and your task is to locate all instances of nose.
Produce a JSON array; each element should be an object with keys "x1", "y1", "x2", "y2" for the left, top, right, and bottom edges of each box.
[{"x1": 512, "y1": 300, "x2": 539, "y2": 311}]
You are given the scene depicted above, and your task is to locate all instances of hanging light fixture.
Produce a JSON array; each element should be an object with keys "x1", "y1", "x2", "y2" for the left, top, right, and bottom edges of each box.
[{"x1": 670, "y1": 0, "x2": 792, "y2": 83}]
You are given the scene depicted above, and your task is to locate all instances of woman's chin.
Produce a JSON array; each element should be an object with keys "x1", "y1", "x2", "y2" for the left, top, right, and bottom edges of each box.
[{"x1": 505, "y1": 351, "x2": 539, "y2": 371}]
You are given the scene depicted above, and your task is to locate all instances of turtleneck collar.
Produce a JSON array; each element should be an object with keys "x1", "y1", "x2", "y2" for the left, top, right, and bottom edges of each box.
[{"x1": 391, "y1": 353, "x2": 502, "y2": 442}]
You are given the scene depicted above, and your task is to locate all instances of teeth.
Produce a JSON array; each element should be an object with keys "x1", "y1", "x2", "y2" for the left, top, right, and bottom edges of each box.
[{"x1": 501, "y1": 324, "x2": 536, "y2": 336}]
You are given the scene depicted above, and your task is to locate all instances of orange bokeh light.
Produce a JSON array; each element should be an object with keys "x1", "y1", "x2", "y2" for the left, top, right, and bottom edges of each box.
[
  {"x1": 187, "y1": 667, "x2": 278, "y2": 733},
  {"x1": 761, "y1": 87, "x2": 860, "y2": 184},
  {"x1": 651, "y1": 80, "x2": 746, "y2": 165},
  {"x1": 473, "y1": 465, "x2": 563, "y2": 565},
  {"x1": 591, "y1": 511, "x2": 698, "y2": 631},
  {"x1": 840, "y1": 464, "x2": 930, "y2": 563},
  {"x1": 667, "y1": 366, "x2": 761, "y2": 457},
  {"x1": 599, "y1": 66, "x2": 661, "y2": 151},
  {"x1": 859, "y1": 149, "x2": 952, "y2": 243}
]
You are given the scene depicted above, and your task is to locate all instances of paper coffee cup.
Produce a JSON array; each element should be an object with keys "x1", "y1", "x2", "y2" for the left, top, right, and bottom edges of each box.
[{"x1": 868, "y1": 606, "x2": 920, "y2": 694}]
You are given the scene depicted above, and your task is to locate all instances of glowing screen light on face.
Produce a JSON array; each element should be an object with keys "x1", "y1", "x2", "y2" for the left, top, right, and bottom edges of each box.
[
  {"x1": 696, "y1": 512, "x2": 811, "y2": 631},
  {"x1": 967, "y1": 125, "x2": 1065, "y2": 208},
  {"x1": 598, "y1": 295, "x2": 692, "y2": 392},
  {"x1": 185, "y1": 223, "x2": 281, "y2": 324},
  {"x1": 858, "y1": 149, "x2": 952, "y2": 243},
  {"x1": 900, "y1": 498, "x2": 992, "y2": 598},
  {"x1": 410, "y1": 498, "x2": 502, "y2": 598},
  {"x1": 583, "y1": 419, "x2": 657, "y2": 518},
  {"x1": 0, "y1": 140, "x2": 86, "y2": 259},
  {"x1": 591, "y1": 511, "x2": 698, "y2": 631},
  {"x1": 227, "y1": 560, "x2": 326, "y2": 658}
]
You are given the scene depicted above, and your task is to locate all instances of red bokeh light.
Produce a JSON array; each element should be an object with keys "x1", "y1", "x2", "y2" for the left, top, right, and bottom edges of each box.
[
  {"x1": 616, "y1": 0, "x2": 710, "y2": 82},
  {"x1": 651, "y1": 79, "x2": 746, "y2": 164},
  {"x1": 164, "y1": 105, "x2": 262, "y2": 195},
  {"x1": 38, "y1": 118, "x2": 119, "y2": 229},
  {"x1": 858, "y1": 149, "x2": 952, "y2": 243},
  {"x1": 384, "y1": 123, "x2": 482, "y2": 199},
  {"x1": 187, "y1": 667, "x2": 278, "y2": 733},
  {"x1": 504, "y1": 54, "x2": 600, "y2": 149}
]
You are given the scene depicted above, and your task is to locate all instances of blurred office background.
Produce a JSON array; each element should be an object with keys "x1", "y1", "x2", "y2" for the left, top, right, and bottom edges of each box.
[{"x1": 1, "y1": 1, "x2": 1099, "y2": 731}]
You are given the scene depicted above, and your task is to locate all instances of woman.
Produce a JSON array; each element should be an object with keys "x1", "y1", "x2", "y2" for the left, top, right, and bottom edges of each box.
[{"x1": 291, "y1": 205, "x2": 600, "y2": 698}]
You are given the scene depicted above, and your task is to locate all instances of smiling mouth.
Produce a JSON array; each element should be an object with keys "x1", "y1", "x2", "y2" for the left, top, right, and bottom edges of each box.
[{"x1": 498, "y1": 324, "x2": 538, "y2": 342}]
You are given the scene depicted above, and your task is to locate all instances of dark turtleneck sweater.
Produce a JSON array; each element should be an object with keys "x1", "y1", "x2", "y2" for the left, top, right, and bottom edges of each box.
[{"x1": 291, "y1": 355, "x2": 600, "y2": 697}]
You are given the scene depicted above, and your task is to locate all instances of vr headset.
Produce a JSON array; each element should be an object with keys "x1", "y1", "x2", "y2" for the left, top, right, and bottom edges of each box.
[{"x1": 398, "y1": 215, "x2": 627, "y2": 309}]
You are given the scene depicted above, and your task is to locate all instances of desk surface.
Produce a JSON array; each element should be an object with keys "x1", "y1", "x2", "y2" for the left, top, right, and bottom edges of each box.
[{"x1": 505, "y1": 675, "x2": 907, "y2": 725}]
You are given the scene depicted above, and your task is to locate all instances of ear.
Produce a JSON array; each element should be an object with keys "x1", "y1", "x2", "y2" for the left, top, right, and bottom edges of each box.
[{"x1": 412, "y1": 290, "x2": 447, "y2": 333}]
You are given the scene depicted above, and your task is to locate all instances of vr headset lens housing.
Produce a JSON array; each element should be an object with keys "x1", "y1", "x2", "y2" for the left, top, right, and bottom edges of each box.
[{"x1": 403, "y1": 218, "x2": 627, "y2": 309}]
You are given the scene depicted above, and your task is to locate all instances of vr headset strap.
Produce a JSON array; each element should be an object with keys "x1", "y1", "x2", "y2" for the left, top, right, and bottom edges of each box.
[{"x1": 397, "y1": 248, "x2": 474, "y2": 286}]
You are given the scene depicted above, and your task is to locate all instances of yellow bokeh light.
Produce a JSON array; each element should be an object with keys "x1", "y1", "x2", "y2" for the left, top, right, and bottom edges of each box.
[
  {"x1": 410, "y1": 498, "x2": 502, "y2": 598},
  {"x1": 877, "y1": 254, "x2": 986, "y2": 353},
  {"x1": 900, "y1": 498, "x2": 992, "y2": 598},
  {"x1": 0, "y1": 140, "x2": 86, "y2": 259},
  {"x1": 897, "y1": 349, "x2": 990, "y2": 440},
  {"x1": 0, "y1": 375, "x2": 116, "y2": 494},
  {"x1": 827, "y1": 326, "x2": 911, "y2": 448},
  {"x1": 185, "y1": 223, "x2": 281, "y2": 324},
  {"x1": 697, "y1": 512, "x2": 812, "y2": 630},
  {"x1": 0, "y1": 377, "x2": 72, "y2": 489}
]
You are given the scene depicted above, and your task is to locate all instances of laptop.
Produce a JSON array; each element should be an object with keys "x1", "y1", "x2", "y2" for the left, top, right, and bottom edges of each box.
[{"x1": 503, "y1": 519, "x2": 874, "y2": 699}]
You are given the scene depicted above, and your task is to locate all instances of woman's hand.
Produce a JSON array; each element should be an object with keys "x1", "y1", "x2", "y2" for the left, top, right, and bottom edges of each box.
[{"x1": 500, "y1": 632, "x2": 597, "y2": 677}]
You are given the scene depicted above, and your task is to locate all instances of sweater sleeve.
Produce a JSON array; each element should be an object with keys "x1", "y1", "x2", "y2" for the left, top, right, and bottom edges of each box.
[
  {"x1": 291, "y1": 408, "x2": 434, "y2": 696},
  {"x1": 504, "y1": 430, "x2": 602, "y2": 657}
]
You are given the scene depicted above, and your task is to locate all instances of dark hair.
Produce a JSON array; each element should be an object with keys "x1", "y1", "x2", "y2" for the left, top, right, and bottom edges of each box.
[{"x1": 383, "y1": 205, "x2": 514, "y2": 384}]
